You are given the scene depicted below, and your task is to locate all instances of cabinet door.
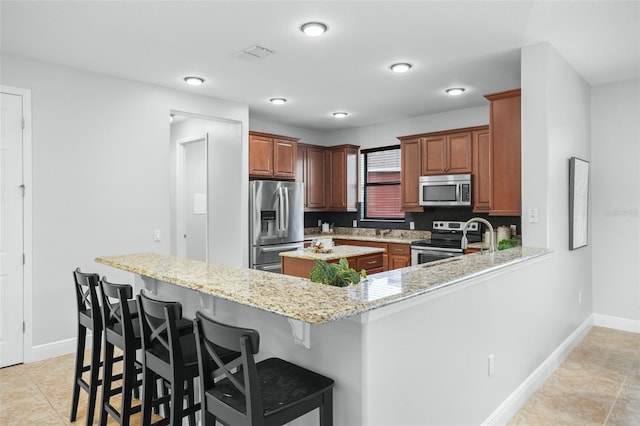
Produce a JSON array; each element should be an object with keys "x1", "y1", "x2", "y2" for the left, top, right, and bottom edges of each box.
[
  {"x1": 447, "y1": 132, "x2": 473, "y2": 173},
  {"x1": 388, "y1": 243, "x2": 411, "y2": 269},
  {"x1": 327, "y1": 146, "x2": 359, "y2": 211},
  {"x1": 328, "y1": 148, "x2": 347, "y2": 209},
  {"x1": 273, "y1": 138, "x2": 296, "y2": 178},
  {"x1": 487, "y1": 90, "x2": 521, "y2": 215},
  {"x1": 306, "y1": 146, "x2": 327, "y2": 209},
  {"x1": 249, "y1": 135, "x2": 273, "y2": 177},
  {"x1": 473, "y1": 128, "x2": 491, "y2": 212},
  {"x1": 400, "y1": 138, "x2": 423, "y2": 211},
  {"x1": 420, "y1": 136, "x2": 447, "y2": 175}
]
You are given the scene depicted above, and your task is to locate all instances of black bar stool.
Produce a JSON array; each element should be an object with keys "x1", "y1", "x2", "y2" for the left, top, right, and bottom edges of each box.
[
  {"x1": 193, "y1": 311, "x2": 335, "y2": 426},
  {"x1": 70, "y1": 268, "x2": 103, "y2": 425},
  {"x1": 136, "y1": 291, "x2": 203, "y2": 425},
  {"x1": 98, "y1": 277, "x2": 143, "y2": 426}
]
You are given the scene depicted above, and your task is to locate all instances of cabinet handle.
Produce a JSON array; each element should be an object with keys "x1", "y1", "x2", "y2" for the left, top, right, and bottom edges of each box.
[{"x1": 367, "y1": 260, "x2": 378, "y2": 265}]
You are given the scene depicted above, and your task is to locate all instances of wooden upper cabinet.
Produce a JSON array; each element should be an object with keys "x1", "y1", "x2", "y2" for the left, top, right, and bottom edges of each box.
[
  {"x1": 421, "y1": 136, "x2": 447, "y2": 175},
  {"x1": 420, "y1": 131, "x2": 472, "y2": 175},
  {"x1": 273, "y1": 138, "x2": 297, "y2": 178},
  {"x1": 327, "y1": 145, "x2": 359, "y2": 212},
  {"x1": 485, "y1": 89, "x2": 521, "y2": 216},
  {"x1": 298, "y1": 144, "x2": 327, "y2": 210},
  {"x1": 472, "y1": 127, "x2": 491, "y2": 212},
  {"x1": 399, "y1": 137, "x2": 423, "y2": 211},
  {"x1": 249, "y1": 134, "x2": 274, "y2": 177},
  {"x1": 249, "y1": 132, "x2": 298, "y2": 179}
]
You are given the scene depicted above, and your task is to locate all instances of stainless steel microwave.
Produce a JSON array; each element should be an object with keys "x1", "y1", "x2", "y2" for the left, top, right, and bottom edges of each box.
[{"x1": 419, "y1": 174, "x2": 472, "y2": 207}]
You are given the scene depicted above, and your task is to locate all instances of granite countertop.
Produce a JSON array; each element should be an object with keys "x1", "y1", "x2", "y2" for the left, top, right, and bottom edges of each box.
[
  {"x1": 280, "y1": 245, "x2": 385, "y2": 261},
  {"x1": 96, "y1": 247, "x2": 550, "y2": 325},
  {"x1": 304, "y1": 227, "x2": 430, "y2": 244}
]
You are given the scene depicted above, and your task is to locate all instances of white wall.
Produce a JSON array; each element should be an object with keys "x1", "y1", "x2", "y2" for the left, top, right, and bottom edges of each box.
[
  {"x1": 521, "y1": 42, "x2": 593, "y2": 332},
  {"x1": 591, "y1": 78, "x2": 640, "y2": 325},
  {"x1": 249, "y1": 118, "x2": 328, "y2": 146},
  {"x1": 325, "y1": 105, "x2": 490, "y2": 150},
  {"x1": 0, "y1": 54, "x2": 249, "y2": 355},
  {"x1": 170, "y1": 116, "x2": 245, "y2": 267}
]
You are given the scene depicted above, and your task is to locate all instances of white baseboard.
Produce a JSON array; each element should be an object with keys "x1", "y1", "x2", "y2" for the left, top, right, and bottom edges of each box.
[
  {"x1": 30, "y1": 334, "x2": 93, "y2": 363},
  {"x1": 593, "y1": 314, "x2": 640, "y2": 334},
  {"x1": 482, "y1": 316, "x2": 593, "y2": 426}
]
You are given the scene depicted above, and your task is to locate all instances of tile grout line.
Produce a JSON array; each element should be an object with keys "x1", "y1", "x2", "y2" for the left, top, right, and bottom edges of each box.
[{"x1": 602, "y1": 348, "x2": 640, "y2": 426}]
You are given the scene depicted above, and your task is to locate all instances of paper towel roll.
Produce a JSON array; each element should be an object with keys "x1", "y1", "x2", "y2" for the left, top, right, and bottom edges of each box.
[{"x1": 497, "y1": 226, "x2": 511, "y2": 242}]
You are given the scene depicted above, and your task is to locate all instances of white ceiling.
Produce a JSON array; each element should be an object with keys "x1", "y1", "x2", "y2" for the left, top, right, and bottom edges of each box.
[{"x1": 1, "y1": 1, "x2": 638, "y2": 131}]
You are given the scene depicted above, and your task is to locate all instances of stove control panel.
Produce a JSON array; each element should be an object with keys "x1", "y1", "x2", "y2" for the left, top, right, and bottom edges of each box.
[{"x1": 432, "y1": 221, "x2": 479, "y2": 232}]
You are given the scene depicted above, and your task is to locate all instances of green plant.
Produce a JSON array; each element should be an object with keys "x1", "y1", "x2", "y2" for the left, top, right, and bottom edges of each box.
[
  {"x1": 309, "y1": 258, "x2": 366, "y2": 287},
  {"x1": 497, "y1": 238, "x2": 518, "y2": 250}
]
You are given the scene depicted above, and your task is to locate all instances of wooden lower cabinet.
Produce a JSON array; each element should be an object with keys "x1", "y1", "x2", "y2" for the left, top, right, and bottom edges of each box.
[
  {"x1": 388, "y1": 243, "x2": 411, "y2": 269},
  {"x1": 281, "y1": 252, "x2": 383, "y2": 279},
  {"x1": 334, "y1": 239, "x2": 389, "y2": 271}
]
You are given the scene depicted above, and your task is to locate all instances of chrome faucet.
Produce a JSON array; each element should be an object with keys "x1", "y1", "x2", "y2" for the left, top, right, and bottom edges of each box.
[{"x1": 461, "y1": 218, "x2": 495, "y2": 253}]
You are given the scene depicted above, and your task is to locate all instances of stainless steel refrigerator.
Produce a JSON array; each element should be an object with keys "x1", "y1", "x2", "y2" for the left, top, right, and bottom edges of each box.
[{"x1": 249, "y1": 180, "x2": 304, "y2": 273}]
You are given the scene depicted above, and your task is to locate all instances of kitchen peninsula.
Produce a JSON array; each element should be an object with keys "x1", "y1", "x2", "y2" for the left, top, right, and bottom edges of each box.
[{"x1": 96, "y1": 247, "x2": 551, "y2": 425}]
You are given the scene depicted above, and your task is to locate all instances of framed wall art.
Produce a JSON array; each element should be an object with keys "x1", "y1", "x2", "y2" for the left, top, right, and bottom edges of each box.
[{"x1": 569, "y1": 157, "x2": 590, "y2": 250}]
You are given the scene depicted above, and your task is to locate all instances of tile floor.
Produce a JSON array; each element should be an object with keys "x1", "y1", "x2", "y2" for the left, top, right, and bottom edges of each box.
[
  {"x1": 0, "y1": 326, "x2": 638, "y2": 425},
  {"x1": 509, "y1": 326, "x2": 640, "y2": 425}
]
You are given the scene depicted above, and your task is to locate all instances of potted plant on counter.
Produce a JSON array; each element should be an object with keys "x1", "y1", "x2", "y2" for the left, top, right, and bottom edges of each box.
[{"x1": 310, "y1": 258, "x2": 367, "y2": 287}]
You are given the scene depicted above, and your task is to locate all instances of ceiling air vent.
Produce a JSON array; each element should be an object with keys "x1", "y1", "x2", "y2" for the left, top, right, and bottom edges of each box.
[{"x1": 234, "y1": 44, "x2": 274, "y2": 62}]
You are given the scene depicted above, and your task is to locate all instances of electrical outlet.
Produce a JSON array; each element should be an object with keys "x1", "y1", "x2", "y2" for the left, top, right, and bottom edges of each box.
[
  {"x1": 318, "y1": 219, "x2": 322, "y2": 227},
  {"x1": 352, "y1": 220, "x2": 358, "y2": 228},
  {"x1": 528, "y1": 208, "x2": 539, "y2": 223},
  {"x1": 154, "y1": 229, "x2": 161, "y2": 242},
  {"x1": 488, "y1": 354, "x2": 495, "y2": 376},
  {"x1": 410, "y1": 221, "x2": 415, "y2": 230}
]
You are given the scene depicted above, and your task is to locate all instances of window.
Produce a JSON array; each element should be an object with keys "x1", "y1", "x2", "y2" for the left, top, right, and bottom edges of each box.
[{"x1": 360, "y1": 146, "x2": 404, "y2": 220}]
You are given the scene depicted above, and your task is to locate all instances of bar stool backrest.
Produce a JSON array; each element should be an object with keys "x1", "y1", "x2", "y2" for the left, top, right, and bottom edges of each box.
[
  {"x1": 73, "y1": 268, "x2": 102, "y2": 329},
  {"x1": 194, "y1": 311, "x2": 262, "y2": 424},
  {"x1": 137, "y1": 291, "x2": 185, "y2": 368},
  {"x1": 99, "y1": 278, "x2": 135, "y2": 341}
]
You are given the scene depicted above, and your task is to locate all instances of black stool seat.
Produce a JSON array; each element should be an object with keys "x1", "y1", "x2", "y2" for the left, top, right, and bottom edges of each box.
[
  {"x1": 208, "y1": 357, "x2": 335, "y2": 417},
  {"x1": 194, "y1": 311, "x2": 334, "y2": 426}
]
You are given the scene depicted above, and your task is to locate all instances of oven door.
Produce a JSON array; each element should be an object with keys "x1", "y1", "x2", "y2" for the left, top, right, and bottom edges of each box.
[{"x1": 411, "y1": 247, "x2": 463, "y2": 266}]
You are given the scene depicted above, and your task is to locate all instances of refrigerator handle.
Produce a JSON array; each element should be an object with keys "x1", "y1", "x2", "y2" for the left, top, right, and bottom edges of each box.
[
  {"x1": 283, "y1": 187, "x2": 289, "y2": 237},
  {"x1": 277, "y1": 186, "x2": 285, "y2": 236}
]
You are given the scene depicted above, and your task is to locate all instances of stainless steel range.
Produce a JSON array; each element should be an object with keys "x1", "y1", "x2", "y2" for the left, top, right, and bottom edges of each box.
[{"x1": 411, "y1": 220, "x2": 482, "y2": 266}]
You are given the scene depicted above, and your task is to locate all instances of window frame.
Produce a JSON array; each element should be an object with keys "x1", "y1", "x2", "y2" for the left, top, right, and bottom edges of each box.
[{"x1": 360, "y1": 145, "x2": 404, "y2": 221}]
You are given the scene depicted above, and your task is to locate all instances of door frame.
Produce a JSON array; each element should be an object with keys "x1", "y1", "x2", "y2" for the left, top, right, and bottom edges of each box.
[
  {"x1": 1, "y1": 85, "x2": 33, "y2": 363},
  {"x1": 176, "y1": 133, "x2": 209, "y2": 260}
]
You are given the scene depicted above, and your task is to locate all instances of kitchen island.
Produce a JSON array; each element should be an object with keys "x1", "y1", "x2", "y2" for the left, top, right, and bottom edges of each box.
[
  {"x1": 280, "y1": 244, "x2": 385, "y2": 278},
  {"x1": 96, "y1": 247, "x2": 553, "y2": 425}
]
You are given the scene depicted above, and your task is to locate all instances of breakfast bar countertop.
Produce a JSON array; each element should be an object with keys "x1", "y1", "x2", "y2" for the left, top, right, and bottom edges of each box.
[{"x1": 96, "y1": 247, "x2": 550, "y2": 325}]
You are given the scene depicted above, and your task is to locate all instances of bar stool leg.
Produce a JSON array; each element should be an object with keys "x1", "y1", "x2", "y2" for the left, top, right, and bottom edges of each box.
[
  {"x1": 70, "y1": 324, "x2": 86, "y2": 422},
  {"x1": 86, "y1": 329, "x2": 102, "y2": 426},
  {"x1": 98, "y1": 341, "x2": 115, "y2": 426},
  {"x1": 141, "y1": 367, "x2": 156, "y2": 426},
  {"x1": 120, "y1": 345, "x2": 136, "y2": 426}
]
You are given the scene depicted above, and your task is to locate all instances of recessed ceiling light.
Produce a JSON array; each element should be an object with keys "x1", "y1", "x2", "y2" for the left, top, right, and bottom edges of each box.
[
  {"x1": 445, "y1": 87, "x2": 466, "y2": 96},
  {"x1": 300, "y1": 22, "x2": 328, "y2": 37},
  {"x1": 390, "y1": 63, "x2": 412, "y2": 73},
  {"x1": 333, "y1": 112, "x2": 348, "y2": 118},
  {"x1": 270, "y1": 98, "x2": 287, "y2": 105},
  {"x1": 184, "y1": 76, "x2": 205, "y2": 86}
]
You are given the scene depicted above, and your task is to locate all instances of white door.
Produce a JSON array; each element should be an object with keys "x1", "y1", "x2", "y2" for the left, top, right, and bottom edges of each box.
[
  {"x1": 0, "y1": 91, "x2": 25, "y2": 367},
  {"x1": 176, "y1": 134, "x2": 208, "y2": 261}
]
